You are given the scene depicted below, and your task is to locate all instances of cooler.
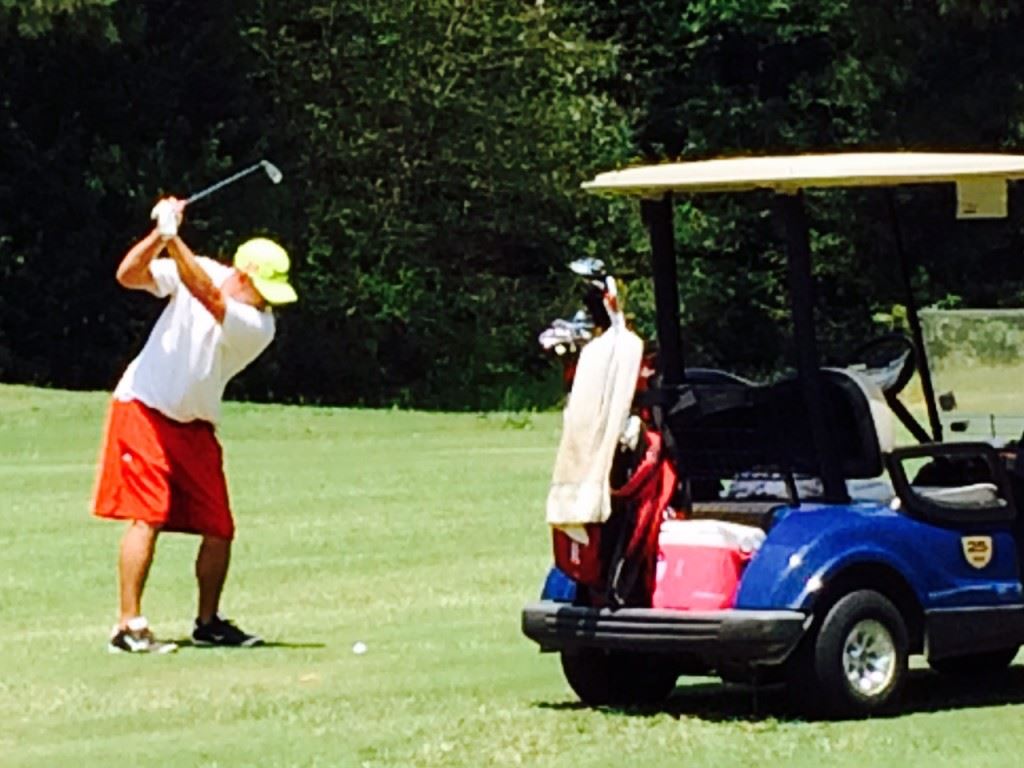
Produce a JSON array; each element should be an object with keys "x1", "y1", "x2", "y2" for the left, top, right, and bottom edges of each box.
[{"x1": 652, "y1": 519, "x2": 766, "y2": 610}]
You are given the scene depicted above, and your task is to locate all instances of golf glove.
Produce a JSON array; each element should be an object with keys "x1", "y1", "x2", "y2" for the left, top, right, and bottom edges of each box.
[{"x1": 151, "y1": 198, "x2": 181, "y2": 240}]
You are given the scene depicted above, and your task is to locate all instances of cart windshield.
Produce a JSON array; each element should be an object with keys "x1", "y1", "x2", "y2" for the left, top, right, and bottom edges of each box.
[{"x1": 921, "y1": 308, "x2": 1024, "y2": 440}]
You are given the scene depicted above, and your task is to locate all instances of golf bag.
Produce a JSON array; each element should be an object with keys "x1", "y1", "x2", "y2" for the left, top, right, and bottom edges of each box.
[{"x1": 542, "y1": 261, "x2": 678, "y2": 608}]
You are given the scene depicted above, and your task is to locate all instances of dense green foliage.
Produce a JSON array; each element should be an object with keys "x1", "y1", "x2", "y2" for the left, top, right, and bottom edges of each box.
[
  {"x1": 570, "y1": 0, "x2": 1024, "y2": 373},
  {"x1": 243, "y1": 1, "x2": 634, "y2": 407},
  {"x1": 5, "y1": 1, "x2": 1024, "y2": 408}
]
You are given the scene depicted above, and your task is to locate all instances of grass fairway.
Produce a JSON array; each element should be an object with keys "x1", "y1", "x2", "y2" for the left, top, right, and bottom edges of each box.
[{"x1": 3, "y1": 384, "x2": 1024, "y2": 767}]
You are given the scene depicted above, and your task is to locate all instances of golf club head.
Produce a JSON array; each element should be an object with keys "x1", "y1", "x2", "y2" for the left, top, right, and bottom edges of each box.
[{"x1": 261, "y1": 160, "x2": 283, "y2": 184}]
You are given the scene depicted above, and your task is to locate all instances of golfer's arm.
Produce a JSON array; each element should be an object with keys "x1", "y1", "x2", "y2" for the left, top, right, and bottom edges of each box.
[
  {"x1": 164, "y1": 236, "x2": 227, "y2": 324},
  {"x1": 115, "y1": 229, "x2": 165, "y2": 290}
]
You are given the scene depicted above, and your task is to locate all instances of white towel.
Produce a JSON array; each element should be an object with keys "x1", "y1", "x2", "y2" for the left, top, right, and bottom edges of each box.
[{"x1": 546, "y1": 322, "x2": 643, "y2": 542}]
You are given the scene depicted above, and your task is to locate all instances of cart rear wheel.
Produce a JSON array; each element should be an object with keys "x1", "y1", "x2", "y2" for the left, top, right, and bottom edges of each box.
[{"x1": 560, "y1": 648, "x2": 677, "y2": 707}]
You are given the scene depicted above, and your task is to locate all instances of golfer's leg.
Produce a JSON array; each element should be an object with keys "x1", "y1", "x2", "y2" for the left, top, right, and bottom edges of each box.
[
  {"x1": 196, "y1": 534, "x2": 231, "y2": 623},
  {"x1": 118, "y1": 520, "x2": 160, "y2": 626}
]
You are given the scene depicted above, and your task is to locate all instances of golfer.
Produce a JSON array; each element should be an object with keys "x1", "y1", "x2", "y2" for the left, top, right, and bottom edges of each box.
[{"x1": 92, "y1": 197, "x2": 297, "y2": 653}]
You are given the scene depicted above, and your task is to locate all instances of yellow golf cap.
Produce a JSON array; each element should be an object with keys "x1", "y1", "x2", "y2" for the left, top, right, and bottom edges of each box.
[{"x1": 233, "y1": 238, "x2": 297, "y2": 305}]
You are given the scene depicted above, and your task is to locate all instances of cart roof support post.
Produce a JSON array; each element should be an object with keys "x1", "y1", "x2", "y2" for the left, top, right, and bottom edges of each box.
[
  {"x1": 776, "y1": 191, "x2": 850, "y2": 503},
  {"x1": 886, "y1": 192, "x2": 944, "y2": 442},
  {"x1": 642, "y1": 195, "x2": 685, "y2": 387}
]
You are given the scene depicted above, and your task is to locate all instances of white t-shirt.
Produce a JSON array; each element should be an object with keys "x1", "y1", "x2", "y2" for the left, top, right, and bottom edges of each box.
[{"x1": 113, "y1": 256, "x2": 275, "y2": 424}]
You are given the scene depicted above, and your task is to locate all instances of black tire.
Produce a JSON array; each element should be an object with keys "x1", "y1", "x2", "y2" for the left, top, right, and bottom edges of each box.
[
  {"x1": 929, "y1": 646, "x2": 1019, "y2": 677},
  {"x1": 560, "y1": 648, "x2": 678, "y2": 707},
  {"x1": 792, "y1": 590, "x2": 909, "y2": 718}
]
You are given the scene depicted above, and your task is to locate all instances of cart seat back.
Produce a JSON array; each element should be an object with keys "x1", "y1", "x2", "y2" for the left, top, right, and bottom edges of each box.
[{"x1": 668, "y1": 367, "x2": 893, "y2": 482}]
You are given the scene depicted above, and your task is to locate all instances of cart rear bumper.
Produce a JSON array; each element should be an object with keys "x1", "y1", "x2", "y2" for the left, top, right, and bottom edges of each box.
[{"x1": 522, "y1": 601, "x2": 808, "y2": 665}]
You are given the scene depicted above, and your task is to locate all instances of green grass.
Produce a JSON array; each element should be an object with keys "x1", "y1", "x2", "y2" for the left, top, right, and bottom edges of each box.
[{"x1": 3, "y1": 383, "x2": 1024, "y2": 768}]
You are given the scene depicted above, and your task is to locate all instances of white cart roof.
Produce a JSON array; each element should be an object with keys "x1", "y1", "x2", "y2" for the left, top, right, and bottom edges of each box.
[{"x1": 582, "y1": 152, "x2": 1024, "y2": 196}]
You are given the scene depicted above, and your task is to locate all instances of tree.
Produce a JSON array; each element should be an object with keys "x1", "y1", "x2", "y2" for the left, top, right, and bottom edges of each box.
[
  {"x1": 566, "y1": 0, "x2": 1024, "y2": 375},
  {"x1": 242, "y1": 0, "x2": 634, "y2": 407},
  {"x1": 0, "y1": 0, "x2": 275, "y2": 387},
  {"x1": 0, "y1": 0, "x2": 116, "y2": 38}
]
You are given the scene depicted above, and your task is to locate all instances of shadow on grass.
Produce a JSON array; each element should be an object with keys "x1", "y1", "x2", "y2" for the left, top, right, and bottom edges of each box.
[
  {"x1": 536, "y1": 666, "x2": 1024, "y2": 722},
  {"x1": 173, "y1": 639, "x2": 326, "y2": 650}
]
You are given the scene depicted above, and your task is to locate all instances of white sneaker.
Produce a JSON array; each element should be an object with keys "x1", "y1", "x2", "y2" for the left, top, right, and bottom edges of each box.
[{"x1": 107, "y1": 616, "x2": 178, "y2": 654}]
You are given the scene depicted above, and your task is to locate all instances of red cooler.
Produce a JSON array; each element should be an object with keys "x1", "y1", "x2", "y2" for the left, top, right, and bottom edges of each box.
[{"x1": 652, "y1": 519, "x2": 765, "y2": 610}]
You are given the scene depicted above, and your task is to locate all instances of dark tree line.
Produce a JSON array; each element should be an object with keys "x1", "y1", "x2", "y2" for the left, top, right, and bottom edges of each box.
[{"x1": 4, "y1": 1, "x2": 1024, "y2": 409}]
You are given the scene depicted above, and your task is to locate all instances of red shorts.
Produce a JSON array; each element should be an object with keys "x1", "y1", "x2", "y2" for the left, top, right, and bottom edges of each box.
[{"x1": 92, "y1": 399, "x2": 234, "y2": 539}]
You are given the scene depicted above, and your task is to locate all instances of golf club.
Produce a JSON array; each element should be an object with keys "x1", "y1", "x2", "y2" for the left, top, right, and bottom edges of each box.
[{"x1": 184, "y1": 160, "x2": 283, "y2": 206}]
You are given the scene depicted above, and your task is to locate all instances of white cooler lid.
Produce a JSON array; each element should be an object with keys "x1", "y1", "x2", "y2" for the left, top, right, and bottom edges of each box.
[{"x1": 659, "y1": 519, "x2": 766, "y2": 552}]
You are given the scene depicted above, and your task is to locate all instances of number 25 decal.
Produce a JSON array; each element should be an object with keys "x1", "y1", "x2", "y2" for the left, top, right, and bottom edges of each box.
[{"x1": 961, "y1": 536, "x2": 993, "y2": 569}]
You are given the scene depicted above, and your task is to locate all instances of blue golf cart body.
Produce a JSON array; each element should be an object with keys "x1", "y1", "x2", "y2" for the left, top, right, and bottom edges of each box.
[{"x1": 542, "y1": 503, "x2": 1023, "y2": 612}]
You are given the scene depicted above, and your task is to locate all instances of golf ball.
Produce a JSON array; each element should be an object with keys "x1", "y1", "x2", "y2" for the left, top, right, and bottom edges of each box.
[{"x1": 352, "y1": 641, "x2": 367, "y2": 655}]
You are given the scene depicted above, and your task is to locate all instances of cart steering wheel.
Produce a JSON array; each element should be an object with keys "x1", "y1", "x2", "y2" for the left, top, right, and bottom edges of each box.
[{"x1": 846, "y1": 333, "x2": 916, "y2": 399}]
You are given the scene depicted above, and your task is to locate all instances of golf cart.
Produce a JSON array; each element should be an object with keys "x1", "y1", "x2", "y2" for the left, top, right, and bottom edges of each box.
[{"x1": 522, "y1": 152, "x2": 1024, "y2": 718}]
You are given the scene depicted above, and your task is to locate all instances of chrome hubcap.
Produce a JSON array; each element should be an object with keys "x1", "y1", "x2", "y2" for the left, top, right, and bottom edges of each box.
[{"x1": 842, "y1": 619, "x2": 896, "y2": 696}]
